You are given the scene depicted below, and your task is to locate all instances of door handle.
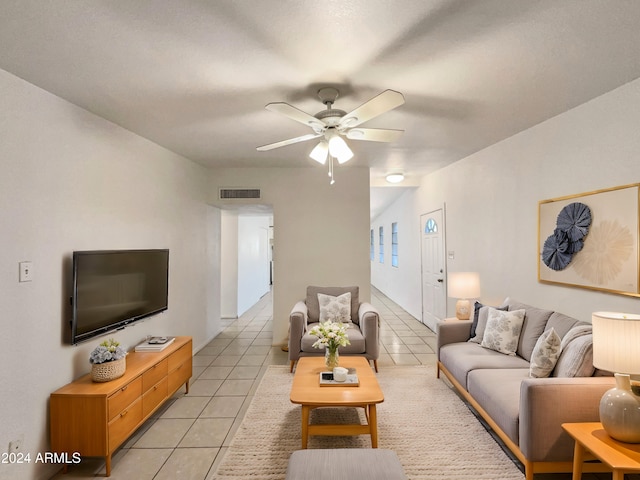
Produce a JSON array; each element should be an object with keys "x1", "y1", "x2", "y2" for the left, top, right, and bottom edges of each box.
[{"x1": 437, "y1": 279, "x2": 443, "y2": 283}]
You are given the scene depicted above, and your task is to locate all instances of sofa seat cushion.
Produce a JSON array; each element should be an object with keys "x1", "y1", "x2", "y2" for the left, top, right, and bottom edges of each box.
[
  {"x1": 439, "y1": 342, "x2": 530, "y2": 389},
  {"x1": 301, "y1": 323, "x2": 366, "y2": 354},
  {"x1": 467, "y1": 368, "x2": 530, "y2": 445}
]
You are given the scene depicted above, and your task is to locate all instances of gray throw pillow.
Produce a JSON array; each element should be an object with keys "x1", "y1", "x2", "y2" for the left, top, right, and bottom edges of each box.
[{"x1": 553, "y1": 331, "x2": 595, "y2": 377}]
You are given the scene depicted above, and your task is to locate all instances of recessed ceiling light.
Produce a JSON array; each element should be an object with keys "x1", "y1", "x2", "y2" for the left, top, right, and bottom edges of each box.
[{"x1": 386, "y1": 173, "x2": 405, "y2": 184}]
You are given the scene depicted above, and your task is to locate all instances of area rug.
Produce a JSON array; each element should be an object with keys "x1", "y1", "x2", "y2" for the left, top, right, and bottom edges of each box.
[{"x1": 211, "y1": 365, "x2": 525, "y2": 480}]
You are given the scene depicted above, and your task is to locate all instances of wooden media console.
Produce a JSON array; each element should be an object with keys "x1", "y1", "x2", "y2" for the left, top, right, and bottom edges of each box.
[{"x1": 50, "y1": 336, "x2": 192, "y2": 476}]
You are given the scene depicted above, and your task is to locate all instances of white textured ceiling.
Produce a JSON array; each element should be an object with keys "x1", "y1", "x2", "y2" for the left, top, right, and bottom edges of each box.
[{"x1": 1, "y1": 1, "x2": 640, "y2": 217}]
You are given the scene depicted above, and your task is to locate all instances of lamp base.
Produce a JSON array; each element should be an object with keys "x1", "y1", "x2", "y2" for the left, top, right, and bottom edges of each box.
[
  {"x1": 455, "y1": 299, "x2": 471, "y2": 320},
  {"x1": 600, "y1": 373, "x2": 640, "y2": 443}
]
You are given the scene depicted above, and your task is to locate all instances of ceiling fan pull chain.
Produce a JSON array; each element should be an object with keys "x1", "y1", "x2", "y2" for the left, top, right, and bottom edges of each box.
[{"x1": 329, "y1": 156, "x2": 335, "y2": 185}]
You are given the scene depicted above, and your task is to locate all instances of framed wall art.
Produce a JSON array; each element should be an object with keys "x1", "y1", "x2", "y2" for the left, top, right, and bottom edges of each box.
[{"x1": 538, "y1": 183, "x2": 640, "y2": 297}]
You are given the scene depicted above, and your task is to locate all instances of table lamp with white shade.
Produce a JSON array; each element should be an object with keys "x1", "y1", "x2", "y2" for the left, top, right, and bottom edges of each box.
[
  {"x1": 592, "y1": 311, "x2": 640, "y2": 443},
  {"x1": 447, "y1": 272, "x2": 480, "y2": 320}
]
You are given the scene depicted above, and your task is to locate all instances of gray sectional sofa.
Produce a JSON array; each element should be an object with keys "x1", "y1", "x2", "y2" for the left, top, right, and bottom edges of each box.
[{"x1": 436, "y1": 299, "x2": 615, "y2": 480}]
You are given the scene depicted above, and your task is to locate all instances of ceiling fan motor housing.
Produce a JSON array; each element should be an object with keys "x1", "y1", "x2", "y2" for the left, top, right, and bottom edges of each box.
[{"x1": 314, "y1": 108, "x2": 346, "y2": 127}]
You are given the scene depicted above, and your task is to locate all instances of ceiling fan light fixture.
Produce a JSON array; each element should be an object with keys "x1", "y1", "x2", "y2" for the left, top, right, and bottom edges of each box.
[
  {"x1": 328, "y1": 135, "x2": 353, "y2": 164},
  {"x1": 309, "y1": 141, "x2": 329, "y2": 164},
  {"x1": 386, "y1": 173, "x2": 405, "y2": 183}
]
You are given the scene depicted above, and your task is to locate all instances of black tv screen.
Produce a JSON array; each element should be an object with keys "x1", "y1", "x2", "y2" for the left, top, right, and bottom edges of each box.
[{"x1": 71, "y1": 249, "x2": 169, "y2": 344}]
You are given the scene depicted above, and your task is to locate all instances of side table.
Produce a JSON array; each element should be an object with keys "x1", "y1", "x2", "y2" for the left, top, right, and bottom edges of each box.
[{"x1": 562, "y1": 422, "x2": 640, "y2": 480}]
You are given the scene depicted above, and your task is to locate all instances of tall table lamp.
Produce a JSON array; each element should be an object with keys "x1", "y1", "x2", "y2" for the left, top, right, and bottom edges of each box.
[
  {"x1": 592, "y1": 311, "x2": 640, "y2": 443},
  {"x1": 447, "y1": 272, "x2": 480, "y2": 320}
]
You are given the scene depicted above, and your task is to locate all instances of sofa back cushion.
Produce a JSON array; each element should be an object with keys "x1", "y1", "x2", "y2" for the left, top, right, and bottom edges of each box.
[
  {"x1": 545, "y1": 312, "x2": 584, "y2": 338},
  {"x1": 306, "y1": 286, "x2": 359, "y2": 323},
  {"x1": 507, "y1": 300, "x2": 554, "y2": 361}
]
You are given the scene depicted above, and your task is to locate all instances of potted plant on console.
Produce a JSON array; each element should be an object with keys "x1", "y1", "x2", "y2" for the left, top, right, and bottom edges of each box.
[{"x1": 89, "y1": 338, "x2": 127, "y2": 382}]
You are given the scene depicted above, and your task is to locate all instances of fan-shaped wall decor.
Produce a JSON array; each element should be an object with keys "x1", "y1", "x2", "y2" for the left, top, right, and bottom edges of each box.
[
  {"x1": 541, "y1": 202, "x2": 591, "y2": 271},
  {"x1": 538, "y1": 184, "x2": 640, "y2": 297}
]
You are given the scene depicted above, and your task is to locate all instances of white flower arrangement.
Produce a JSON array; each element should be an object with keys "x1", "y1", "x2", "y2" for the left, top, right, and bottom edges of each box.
[
  {"x1": 89, "y1": 338, "x2": 127, "y2": 364},
  {"x1": 309, "y1": 320, "x2": 350, "y2": 351}
]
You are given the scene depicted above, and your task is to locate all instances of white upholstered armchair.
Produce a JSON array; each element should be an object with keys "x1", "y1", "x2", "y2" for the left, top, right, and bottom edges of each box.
[{"x1": 288, "y1": 286, "x2": 380, "y2": 372}]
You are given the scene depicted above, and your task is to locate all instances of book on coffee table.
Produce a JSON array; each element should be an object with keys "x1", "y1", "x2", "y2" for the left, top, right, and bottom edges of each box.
[{"x1": 319, "y1": 368, "x2": 359, "y2": 386}]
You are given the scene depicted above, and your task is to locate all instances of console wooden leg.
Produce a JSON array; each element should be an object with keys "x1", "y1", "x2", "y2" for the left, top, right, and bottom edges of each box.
[{"x1": 105, "y1": 454, "x2": 112, "y2": 477}]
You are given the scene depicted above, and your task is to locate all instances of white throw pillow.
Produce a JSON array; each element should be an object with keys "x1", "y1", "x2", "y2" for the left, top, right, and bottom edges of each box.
[
  {"x1": 469, "y1": 304, "x2": 508, "y2": 343},
  {"x1": 481, "y1": 308, "x2": 526, "y2": 355},
  {"x1": 529, "y1": 328, "x2": 562, "y2": 378},
  {"x1": 318, "y1": 292, "x2": 352, "y2": 323}
]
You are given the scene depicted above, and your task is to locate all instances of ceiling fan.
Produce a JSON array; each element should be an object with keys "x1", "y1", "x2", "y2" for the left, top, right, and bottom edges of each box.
[{"x1": 257, "y1": 87, "x2": 405, "y2": 168}]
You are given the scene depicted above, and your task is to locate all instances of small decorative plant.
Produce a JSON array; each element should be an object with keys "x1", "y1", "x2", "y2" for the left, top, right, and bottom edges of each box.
[{"x1": 89, "y1": 338, "x2": 127, "y2": 364}]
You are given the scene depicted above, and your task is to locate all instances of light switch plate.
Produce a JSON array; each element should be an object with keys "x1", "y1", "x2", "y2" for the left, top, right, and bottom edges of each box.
[{"x1": 19, "y1": 262, "x2": 33, "y2": 282}]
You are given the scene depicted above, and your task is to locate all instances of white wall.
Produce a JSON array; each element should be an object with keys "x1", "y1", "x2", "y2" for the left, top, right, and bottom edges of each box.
[
  {"x1": 237, "y1": 215, "x2": 271, "y2": 316},
  {"x1": 0, "y1": 69, "x2": 221, "y2": 480},
  {"x1": 210, "y1": 167, "x2": 371, "y2": 345},
  {"x1": 220, "y1": 213, "x2": 271, "y2": 318},
  {"x1": 220, "y1": 211, "x2": 239, "y2": 318},
  {"x1": 373, "y1": 78, "x2": 640, "y2": 324}
]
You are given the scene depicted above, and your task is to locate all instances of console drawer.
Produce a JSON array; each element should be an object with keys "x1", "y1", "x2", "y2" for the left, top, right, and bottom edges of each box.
[
  {"x1": 168, "y1": 356, "x2": 192, "y2": 394},
  {"x1": 142, "y1": 358, "x2": 168, "y2": 391},
  {"x1": 108, "y1": 397, "x2": 142, "y2": 452},
  {"x1": 168, "y1": 343, "x2": 191, "y2": 371},
  {"x1": 143, "y1": 377, "x2": 168, "y2": 418},
  {"x1": 107, "y1": 376, "x2": 142, "y2": 422}
]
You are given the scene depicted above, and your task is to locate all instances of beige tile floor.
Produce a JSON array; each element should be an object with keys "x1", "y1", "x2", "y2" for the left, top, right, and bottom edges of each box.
[{"x1": 50, "y1": 288, "x2": 620, "y2": 480}]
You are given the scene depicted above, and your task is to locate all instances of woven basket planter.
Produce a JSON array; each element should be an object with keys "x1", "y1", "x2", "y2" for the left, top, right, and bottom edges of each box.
[{"x1": 91, "y1": 357, "x2": 126, "y2": 383}]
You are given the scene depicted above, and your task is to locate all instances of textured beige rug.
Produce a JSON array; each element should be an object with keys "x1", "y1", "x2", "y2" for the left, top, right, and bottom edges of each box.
[{"x1": 211, "y1": 365, "x2": 525, "y2": 480}]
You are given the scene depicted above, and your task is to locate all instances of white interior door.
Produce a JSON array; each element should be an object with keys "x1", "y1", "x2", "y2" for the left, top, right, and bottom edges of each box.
[{"x1": 421, "y1": 209, "x2": 446, "y2": 331}]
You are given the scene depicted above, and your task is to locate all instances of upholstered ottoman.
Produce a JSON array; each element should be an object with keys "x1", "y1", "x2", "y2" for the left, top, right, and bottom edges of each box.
[{"x1": 285, "y1": 448, "x2": 406, "y2": 480}]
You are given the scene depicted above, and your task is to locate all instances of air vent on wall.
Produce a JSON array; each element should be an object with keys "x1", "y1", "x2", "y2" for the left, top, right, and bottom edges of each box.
[{"x1": 219, "y1": 188, "x2": 261, "y2": 199}]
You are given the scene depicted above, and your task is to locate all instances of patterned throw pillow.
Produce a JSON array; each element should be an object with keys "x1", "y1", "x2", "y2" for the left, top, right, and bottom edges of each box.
[
  {"x1": 318, "y1": 292, "x2": 352, "y2": 323},
  {"x1": 529, "y1": 328, "x2": 562, "y2": 378},
  {"x1": 481, "y1": 308, "x2": 526, "y2": 355},
  {"x1": 469, "y1": 303, "x2": 508, "y2": 343}
]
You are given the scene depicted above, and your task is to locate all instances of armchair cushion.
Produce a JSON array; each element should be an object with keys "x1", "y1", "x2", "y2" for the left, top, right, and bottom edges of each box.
[{"x1": 306, "y1": 286, "x2": 359, "y2": 323}]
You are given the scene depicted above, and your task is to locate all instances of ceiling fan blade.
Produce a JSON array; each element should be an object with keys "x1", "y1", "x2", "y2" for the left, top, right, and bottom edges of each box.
[
  {"x1": 339, "y1": 90, "x2": 405, "y2": 128},
  {"x1": 256, "y1": 133, "x2": 321, "y2": 151},
  {"x1": 346, "y1": 128, "x2": 404, "y2": 143},
  {"x1": 265, "y1": 102, "x2": 323, "y2": 129}
]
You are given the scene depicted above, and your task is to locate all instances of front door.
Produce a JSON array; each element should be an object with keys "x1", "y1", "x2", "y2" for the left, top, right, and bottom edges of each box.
[{"x1": 420, "y1": 209, "x2": 446, "y2": 331}]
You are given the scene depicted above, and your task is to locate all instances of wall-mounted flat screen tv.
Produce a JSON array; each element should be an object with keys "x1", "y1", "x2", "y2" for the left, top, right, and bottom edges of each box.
[{"x1": 71, "y1": 249, "x2": 169, "y2": 344}]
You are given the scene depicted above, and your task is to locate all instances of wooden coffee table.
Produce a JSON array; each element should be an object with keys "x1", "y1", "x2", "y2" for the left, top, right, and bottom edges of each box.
[{"x1": 290, "y1": 356, "x2": 384, "y2": 448}]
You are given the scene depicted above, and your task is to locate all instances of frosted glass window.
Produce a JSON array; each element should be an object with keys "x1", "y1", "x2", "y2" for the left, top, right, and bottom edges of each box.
[
  {"x1": 425, "y1": 218, "x2": 438, "y2": 234},
  {"x1": 370, "y1": 229, "x2": 374, "y2": 261},
  {"x1": 391, "y1": 222, "x2": 398, "y2": 267}
]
